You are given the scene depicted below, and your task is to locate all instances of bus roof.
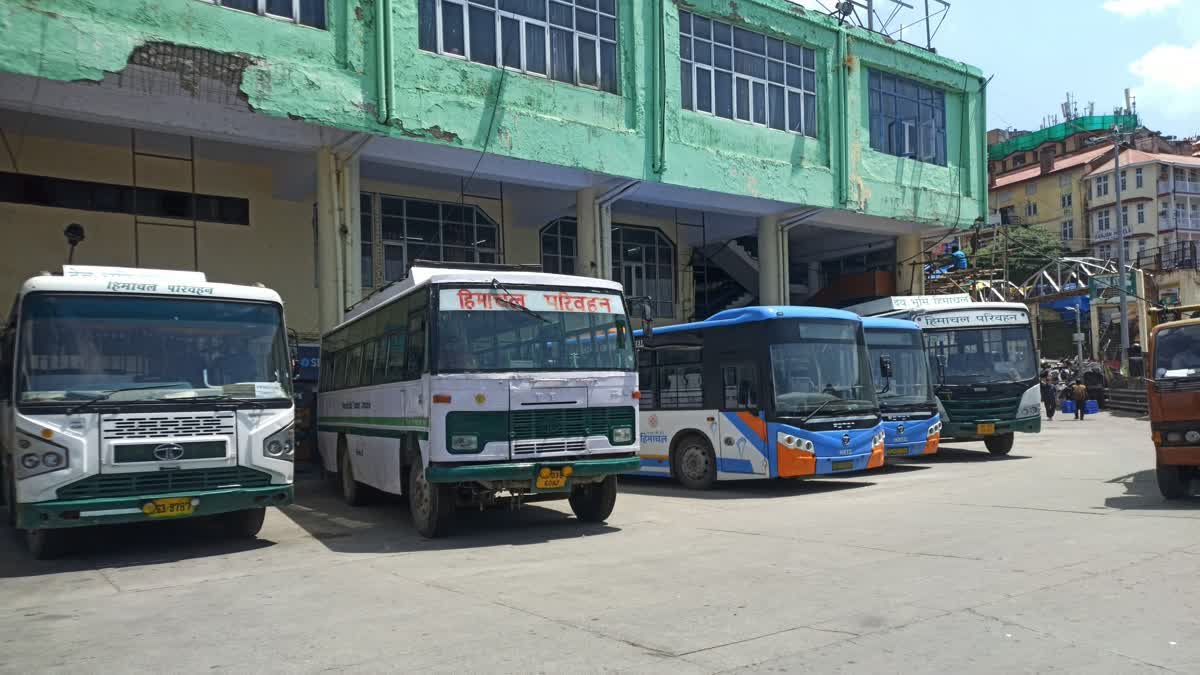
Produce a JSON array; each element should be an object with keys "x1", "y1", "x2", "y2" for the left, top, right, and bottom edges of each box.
[
  {"x1": 862, "y1": 316, "x2": 921, "y2": 332},
  {"x1": 17, "y1": 266, "x2": 282, "y2": 304},
  {"x1": 638, "y1": 305, "x2": 862, "y2": 336},
  {"x1": 339, "y1": 266, "x2": 625, "y2": 327},
  {"x1": 1151, "y1": 316, "x2": 1200, "y2": 337}
]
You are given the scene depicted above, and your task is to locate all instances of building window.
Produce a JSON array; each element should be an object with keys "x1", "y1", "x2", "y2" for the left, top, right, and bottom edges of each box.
[
  {"x1": 1059, "y1": 173, "x2": 1072, "y2": 188},
  {"x1": 1061, "y1": 219, "x2": 1074, "y2": 241},
  {"x1": 1119, "y1": 170, "x2": 1127, "y2": 193},
  {"x1": 1137, "y1": 238, "x2": 1147, "y2": 256},
  {"x1": 1136, "y1": 167, "x2": 1144, "y2": 189},
  {"x1": 419, "y1": 0, "x2": 619, "y2": 94},
  {"x1": 203, "y1": 0, "x2": 326, "y2": 28},
  {"x1": 679, "y1": 11, "x2": 817, "y2": 136},
  {"x1": 360, "y1": 193, "x2": 374, "y2": 289},
  {"x1": 868, "y1": 70, "x2": 947, "y2": 165},
  {"x1": 1136, "y1": 202, "x2": 1145, "y2": 225},
  {"x1": 1095, "y1": 175, "x2": 1109, "y2": 197},
  {"x1": 1012, "y1": 154, "x2": 1027, "y2": 168},
  {"x1": 1025, "y1": 202, "x2": 1038, "y2": 217},
  {"x1": 1096, "y1": 208, "x2": 1111, "y2": 232},
  {"x1": 1025, "y1": 183, "x2": 1037, "y2": 196},
  {"x1": 1060, "y1": 192, "x2": 1072, "y2": 209},
  {"x1": 540, "y1": 219, "x2": 676, "y2": 317},
  {"x1": 1097, "y1": 243, "x2": 1112, "y2": 260},
  {"x1": 540, "y1": 218, "x2": 576, "y2": 275},
  {"x1": 1121, "y1": 205, "x2": 1129, "y2": 228},
  {"x1": 359, "y1": 193, "x2": 500, "y2": 288}
]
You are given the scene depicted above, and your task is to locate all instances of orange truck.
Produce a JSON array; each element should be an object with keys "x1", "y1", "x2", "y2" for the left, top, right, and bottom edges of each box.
[{"x1": 1147, "y1": 317, "x2": 1200, "y2": 499}]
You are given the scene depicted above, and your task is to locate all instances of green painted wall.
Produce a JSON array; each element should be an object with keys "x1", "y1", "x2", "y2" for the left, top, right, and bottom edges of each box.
[{"x1": 0, "y1": 0, "x2": 986, "y2": 228}]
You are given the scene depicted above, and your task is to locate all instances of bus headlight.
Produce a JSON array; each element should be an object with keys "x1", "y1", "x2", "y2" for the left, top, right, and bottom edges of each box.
[
  {"x1": 1187, "y1": 431, "x2": 1200, "y2": 444},
  {"x1": 450, "y1": 434, "x2": 479, "y2": 451},
  {"x1": 872, "y1": 431, "x2": 885, "y2": 447},
  {"x1": 928, "y1": 422, "x2": 942, "y2": 437},
  {"x1": 264, "y1": 425, "x2": 295, "y2": 461},
  {"x1": 15, "y1": 433, "x2": 69, "y2": 479},
  {"x1": 612, "y1": 427, "x2": 633, "y2": 444}
]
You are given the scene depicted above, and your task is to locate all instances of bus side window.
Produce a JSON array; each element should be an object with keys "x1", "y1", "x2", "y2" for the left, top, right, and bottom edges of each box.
[
  {"x1": 637, "y1": 349, "x2": 656, "y2": 408},
  {"x1": 722, "y1": 362, "x2": 758, "y2": 411},
  {"x1": 405, "y1": 305, "x2": 427, "y2": 380},
  {"x1": 385, "y1": 332, "x2": 407, "y2": 381}
]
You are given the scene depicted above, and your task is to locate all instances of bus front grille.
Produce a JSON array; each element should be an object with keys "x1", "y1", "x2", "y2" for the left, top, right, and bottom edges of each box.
[
  {"x1": 508, "y1": 406, "x2": 635, "y2": 441},
  {"x1": 941, "y1": 397, "x2": 1021, "y2": 423},
  {"x1": 512, "y1": 438, "x2": 588, "y2": 455},
  {"x1": 102, "y1": 412, "x2": 236, "y2": 440},
  {"x1": 56, "y1": 467, "x2": 273, "y2": 501}
]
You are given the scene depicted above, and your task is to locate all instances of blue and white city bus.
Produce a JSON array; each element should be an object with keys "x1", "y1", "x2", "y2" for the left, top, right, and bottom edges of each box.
[
  {"x1": 631, "y1": 307, "x2": 886, "y2": 489},
  {"x1": 862, "y1": 317, "x2": 941, "y2": 461}
]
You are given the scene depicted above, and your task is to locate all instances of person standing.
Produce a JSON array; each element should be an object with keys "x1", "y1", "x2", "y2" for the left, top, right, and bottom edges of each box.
[
  {"x1": 1040, "y1": 374, "x2": 1057, "y2": 421},
  {"x1": 950, "y1": 245, "x2": 968, "y2": 270},
  {"x1": 1070, "y1": 379, "x2": 1089, "y2": 420}
]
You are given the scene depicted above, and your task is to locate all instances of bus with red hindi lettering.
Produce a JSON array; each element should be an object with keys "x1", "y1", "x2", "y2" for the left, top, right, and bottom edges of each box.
[{"x1": 316, "y1": 263, "x2": 641, "y2": 537}]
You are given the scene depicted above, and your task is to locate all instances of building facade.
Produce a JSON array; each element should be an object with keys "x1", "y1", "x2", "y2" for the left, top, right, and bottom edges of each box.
[{"x1": 0, "y1": 0, "x2": 988, "y2": 335}]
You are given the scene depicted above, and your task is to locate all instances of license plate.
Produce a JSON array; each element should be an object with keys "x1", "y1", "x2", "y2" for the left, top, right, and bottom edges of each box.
[
  {"x1": 886, "y1": 447, "x2": 909, "y2": 457},
  {"x1": 831, "y1": 460, "x2": 854, "y2": 472},
  {"x1": 143, "y1": 497, "x2": 193, "y2": 518},
  {"x1": 535, "y1": 469, "x2": 568, "y2": 490},
  {"x1": 976, "y1": 423, "x2": 996, "y2": 435}
]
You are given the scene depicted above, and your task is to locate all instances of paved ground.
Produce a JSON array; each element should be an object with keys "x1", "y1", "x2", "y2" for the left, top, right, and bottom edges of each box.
[{"x1": 3, "y1": 411, "x2": 1199, "y2": 673}]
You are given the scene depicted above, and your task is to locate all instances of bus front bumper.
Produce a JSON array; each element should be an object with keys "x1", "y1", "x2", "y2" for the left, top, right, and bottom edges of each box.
[
  {"x1": 942, "y1": 416, "x2": 1041, "y2": 442},
  {"x1": 1156, "y1": 446, "x2": 1200, "y2": 466},
  {"x1": 427, "y1": 454, "x2": 641, "y2": 487},
  {"x1": 15, "y1": 485, "x2": 294, "y2": 531},
  {"x1": 885, "y1": 436, "x2": 940, "y2": 460}
]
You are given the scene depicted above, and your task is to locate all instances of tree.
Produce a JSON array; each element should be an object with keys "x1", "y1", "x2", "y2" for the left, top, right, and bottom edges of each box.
[{"x1": 972, "y1": 224, "x2": 1066, "y2": 285}]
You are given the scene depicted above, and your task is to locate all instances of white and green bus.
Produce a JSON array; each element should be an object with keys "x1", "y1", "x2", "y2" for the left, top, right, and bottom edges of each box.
[
  {"x1": 2, "y1": 266, "x2": 295, "y2": 558},
  {"x1": 317, "y1": 263, "x2": 641, "y2": 537}
]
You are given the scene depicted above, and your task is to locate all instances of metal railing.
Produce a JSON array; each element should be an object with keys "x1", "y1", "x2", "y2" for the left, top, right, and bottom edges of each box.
[{"x1": 1136, "y1": 241, "x2": 1199, "y2": 272}]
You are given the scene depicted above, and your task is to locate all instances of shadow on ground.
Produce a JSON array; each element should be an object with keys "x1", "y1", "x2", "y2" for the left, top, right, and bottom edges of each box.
[
  {"x1": 894, "y1": 445, "x2": 1032, "y2": 464},
  {"x1": 277, "y1": 475, "x2": 622, "y2": 555},
  {"x1": 0, "y1": 512, "x2": 275, "y2": 578},
  {"x1": 1104, "y1": 469, "x2": 1200, "y2": 511}
]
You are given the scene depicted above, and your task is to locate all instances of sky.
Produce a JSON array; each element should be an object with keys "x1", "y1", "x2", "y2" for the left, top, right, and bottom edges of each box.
[{"x1": 791, "y1": 0, "x2": 1200, "y2": 139}]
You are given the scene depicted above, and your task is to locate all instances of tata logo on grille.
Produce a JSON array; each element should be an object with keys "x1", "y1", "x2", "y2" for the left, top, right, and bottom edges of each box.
[
  {"x1": 153, "y1": 443, "x2": 186, "y2": 461},
  {"x1": 841, "y1": 433, "x2": 851, "y2": 447},
  {"x1": 896, "y1": 424, "x2": 906, "y2": 436}
]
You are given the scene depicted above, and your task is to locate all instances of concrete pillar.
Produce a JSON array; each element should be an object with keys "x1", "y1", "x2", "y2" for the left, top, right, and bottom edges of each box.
[
  {"x1": 314, "y1": 147, "x2": 362, "y2": 332},
  {"x1": 895, "y1": 233, "x2": 925, "y2": 296},
  {"x1": 315, "y1": 147, "x2": 342, "y2": 333},
  {"x1": 575, "y1": 187, "x2": 600, "y2": 278},
  {"x1": 758, "y1": 214, "x2": 785, "y2": 305},
  {"x1": 1089, "y1": 304, "x2": 1101, "y2": 361},
  {"x1": 807, "y1": 261, "x2": 821, "y2": 295}
]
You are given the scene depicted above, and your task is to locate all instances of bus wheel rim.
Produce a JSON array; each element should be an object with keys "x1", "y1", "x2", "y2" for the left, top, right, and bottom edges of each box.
[
  {"x1": 681, "y1": 444, "x2": 708, "y2": 480},
  {"x1": 413, "y1": 467, "x2": 432, "y2": 519}
]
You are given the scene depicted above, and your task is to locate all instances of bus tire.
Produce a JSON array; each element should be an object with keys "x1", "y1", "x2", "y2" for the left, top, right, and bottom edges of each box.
[
  {"x1": 984, "y1": 433, "x2": 1014, "y2": 456},
  {"x1": 26, "y1": 528, "x2": 67, "y2": 560},
  {"x1": 222, "y1": 507, "x2": 266, "y2": 539},
  {"x1": 338, "y1": 439, "x2": 367, "y2": 507},
  {"x1": 408, "y1": 461, "x2": 455, "y2": 538},
  {"x1": 672, "y1": 434, "x2": 718, "y2": 490},
  {"x1": 1157, "y1": 465, "x2": 1192, "y2": 500},
  {"x1": 569, "y1": 475, "x2": 618, "y2": 523}
]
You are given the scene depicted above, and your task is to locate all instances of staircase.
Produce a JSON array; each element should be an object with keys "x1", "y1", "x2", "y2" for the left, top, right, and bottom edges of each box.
[{"x1": 699, "y1": 240, "x2": 760, "y2": 296}]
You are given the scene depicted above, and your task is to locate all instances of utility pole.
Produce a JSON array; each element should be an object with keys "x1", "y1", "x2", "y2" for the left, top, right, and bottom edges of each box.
[
  {"x1": 1112, "y1": 126, "x2": 1131, "y2": 375},
  {"x1": 1072, "y1": 298, "x2": 1085, "y2": 379}
]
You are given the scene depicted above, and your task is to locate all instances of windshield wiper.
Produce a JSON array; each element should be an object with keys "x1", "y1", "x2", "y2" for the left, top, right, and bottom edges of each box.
[
  {"x1": 491, "y1": 278, "x2": 551, "y2": 323},
  {"x1": 66, "y1": 385, "x2": 185, "y2": 415},
  {"x1": 801, "y1": 398, "x2": 844, "y2": 424},
  {"x1": 166, "y1": 393, "x2": 269, "y2": 408}
]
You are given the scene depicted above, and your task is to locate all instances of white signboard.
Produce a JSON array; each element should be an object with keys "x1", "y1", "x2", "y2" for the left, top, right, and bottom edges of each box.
[
  {"x1": 63, "y1": 265, "x2": 207, "y2": 283},
  {"x1": 848, "y1": 294, "x2": 973, "y2": 316},
  {"x1": 916, "y1": 309, "x2": 1029, "y2": 330},
  {"x1": 439, "y1": 288, "x2": 625, "y2": 314}
]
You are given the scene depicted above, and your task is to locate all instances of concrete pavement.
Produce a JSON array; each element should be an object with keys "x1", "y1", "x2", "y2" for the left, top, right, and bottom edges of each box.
[{"x1": 3, "y1": 411, "x2": 1198, "y2": 673}]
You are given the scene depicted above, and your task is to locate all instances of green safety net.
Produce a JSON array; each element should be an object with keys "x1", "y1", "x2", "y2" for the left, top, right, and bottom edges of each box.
[{"x1": 988, "y1": 115, "x2": 1139, "y2": 161}]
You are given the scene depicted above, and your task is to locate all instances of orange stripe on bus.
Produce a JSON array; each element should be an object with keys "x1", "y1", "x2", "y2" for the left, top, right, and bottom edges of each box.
[
  {"x1": 777, "y1": 443, "x2": 815, "y2": 477},
  {"x1": 736, "y1": 412, "x2": 767, "y2": 441}
]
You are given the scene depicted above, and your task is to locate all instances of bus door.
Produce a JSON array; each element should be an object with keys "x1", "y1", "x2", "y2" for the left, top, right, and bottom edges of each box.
[{"x1": 714, "y1": 358, "x2": 769, "y2": 477}]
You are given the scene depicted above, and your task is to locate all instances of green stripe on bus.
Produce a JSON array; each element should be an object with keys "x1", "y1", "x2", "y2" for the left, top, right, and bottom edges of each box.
[
  {"x1": 318, "y1": 424, "x2": 429, "y2": 440},
  {"x1": 319, "y1": 416, "x2": 429, "y2": 427}
]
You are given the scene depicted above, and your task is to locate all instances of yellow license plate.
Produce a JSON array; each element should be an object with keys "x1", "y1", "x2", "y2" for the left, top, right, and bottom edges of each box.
[
  {"x1": 143, "y1": 497, "x2": 193, "y2": 518},
  {"x1": 976, "y1": 423, "x2": 996, "y2": 435},
  {"x1": 535, "y1": 470, "x2": 568, "y2": 490},
  {"x1": 886, "y1": 447, "x2": 910, "y2": 457},
  {"x1": 831, "y1": 460, "x2": 854, "y2": 472}
]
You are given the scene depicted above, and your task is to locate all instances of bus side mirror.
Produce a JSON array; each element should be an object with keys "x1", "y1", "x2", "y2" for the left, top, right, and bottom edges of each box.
[
  {"x1": 879, "y1": 355, "x2": 894, "y2": 380},
  {"x1": 935, "y1": 354, "x2": 947, "y2": 383}
]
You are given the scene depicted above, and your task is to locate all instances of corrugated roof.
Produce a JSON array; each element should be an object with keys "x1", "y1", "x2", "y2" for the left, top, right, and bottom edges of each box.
[
  {"x1": 992, "y1": 146, "x2": 1109, "y2": 189},
  {"x1": 1084, "y1": 149, "x2": 1200, "y2": 176}
]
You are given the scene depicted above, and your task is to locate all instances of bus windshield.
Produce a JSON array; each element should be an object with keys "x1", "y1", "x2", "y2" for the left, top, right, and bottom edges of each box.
[
  {"x1": 17, "y1": 293, "x2": 291, "y2": 403},
  {"x1": 867, "y1": 329, "x2": 934, "y2": 408},
  {"x1": 435, "y1": 287, "x2": 634, "y2": 372},
  {"x1": 924, "y1": 326, "x2": 1038, "y2": 385},
  {"x1": 1154, "y1": 323, "x2": 1200, "y2": 378},
  {"x1": 770, "y1": 320, "x2": 877, "y2": 416}
]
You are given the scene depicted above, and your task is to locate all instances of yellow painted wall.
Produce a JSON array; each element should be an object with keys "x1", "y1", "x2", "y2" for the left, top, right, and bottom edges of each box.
[{"x1": 0, "y1": 132, "x2": 320, "y2": 335}]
